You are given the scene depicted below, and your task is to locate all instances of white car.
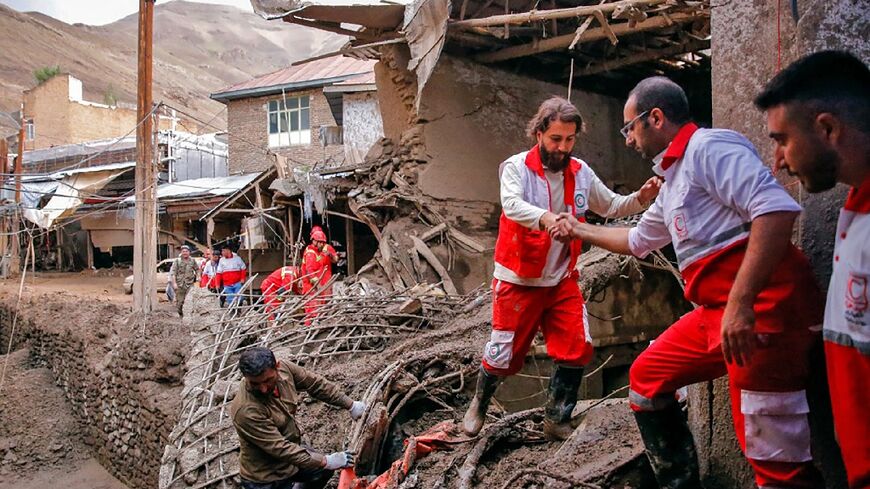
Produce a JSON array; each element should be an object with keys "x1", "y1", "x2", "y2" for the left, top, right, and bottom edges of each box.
[{"x1": 123, "y1": 257, "x2": 206, "y2": 296}]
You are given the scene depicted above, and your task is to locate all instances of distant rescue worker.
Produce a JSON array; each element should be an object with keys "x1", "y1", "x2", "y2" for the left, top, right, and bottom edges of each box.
[
  {"x1": 462, "y1": 96, "x2": 661, "y2": 441},
  {"x1": 756, "y1": 51, "x2": 870, "y2": 489},
  {"x1": 200, "y1": 249, "x2": 221, "y2": 291},
  {"x1": 261, "y1": 265, "x2": 302, "y2": 315},
  {"x1": 217, "y1": 245, "x2": 247, "y2": 306},
  {"x1": 169, "y1": 245, "x2": 200, "y2": 317},
  {"x1": 301, "y1": 226, "x2": 338, "y2": 322},
  {"x1": 231, "y1": 347, "x2": 365, "y2": 489},
  {"x1": 551, "y1": 77, "x2": 825, "y2": 488}
]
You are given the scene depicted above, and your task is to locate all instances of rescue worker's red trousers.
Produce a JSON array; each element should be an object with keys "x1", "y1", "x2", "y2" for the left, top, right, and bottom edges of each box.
[
  {"x1": 825, "y1": 341, "x2": 870, "y2": 489},
  {"x1": 629, "y1": 307, "x2": 821, "y2": 488},
  {"x1": 303, "y1": 286, "x2": 331, "y2": 326},
  {"x1": 481, "y1": 277, "x2": 594, "y2": 375}
]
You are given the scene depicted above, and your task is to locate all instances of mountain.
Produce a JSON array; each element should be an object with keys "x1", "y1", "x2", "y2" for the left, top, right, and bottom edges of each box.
[{"x1": 0, "y1": 0, "x2": 344, "y2": 134}]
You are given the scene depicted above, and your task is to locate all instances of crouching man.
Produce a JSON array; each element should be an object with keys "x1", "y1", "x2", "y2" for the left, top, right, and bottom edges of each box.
[{"x1": 231, "y1": 347, "x2": 367, "y2": 489}]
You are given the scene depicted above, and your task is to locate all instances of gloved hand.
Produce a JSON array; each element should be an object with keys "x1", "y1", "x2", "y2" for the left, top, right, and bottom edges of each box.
[
  {"x1": 349, "y1": 401, "x2": 366, "y2": 420},
  {"x1": 323, "y1": 450, "x2": 355, "y2": 470},
  {"x1": 321, "y1": 243, "x2": 329, "y2": 253}
]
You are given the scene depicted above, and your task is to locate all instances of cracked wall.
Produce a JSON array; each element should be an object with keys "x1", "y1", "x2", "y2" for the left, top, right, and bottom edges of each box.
[{"x1": 415, "y1": 55, "x2": 650, "y2": 204}]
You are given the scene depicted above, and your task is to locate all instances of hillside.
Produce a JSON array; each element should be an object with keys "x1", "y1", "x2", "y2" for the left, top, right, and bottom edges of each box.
[{"x1": 0, "y1": 0, "x2": 343, "y2": 133}]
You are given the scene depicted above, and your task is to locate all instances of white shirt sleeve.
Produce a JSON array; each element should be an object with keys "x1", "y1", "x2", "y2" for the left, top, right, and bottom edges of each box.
[
  {"x1": 694, "y1": 133, "x2": 801, "y2": 221},
  {"x1": 628, "y1": 197, "x2": 671, "y2": 258},
  {"x1": 501, "y1": 159, "x2": 547, "y2": 230},
  {"x1": 586, "y1": 168, "x2": 645, "y2": 218}
]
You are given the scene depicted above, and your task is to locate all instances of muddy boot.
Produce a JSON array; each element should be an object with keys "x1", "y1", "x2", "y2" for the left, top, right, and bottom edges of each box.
[
  {"x1": 462, "y1": 368, "x2": 502, "y2": 436},
  {"x1": 543, "y1": 364, "x2": 583, "y2": 441},
  {"x1": 633, "y1": 402, "x2": 701, "y2": 489}
]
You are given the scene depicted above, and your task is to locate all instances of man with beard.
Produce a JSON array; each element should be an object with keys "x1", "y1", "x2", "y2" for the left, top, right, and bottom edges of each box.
[
  {"x1": 231, "y1": 347, "x2": 366, "y2": 489},
  {"x1": 461, "y1": 96, "x2": 661, "y2": 440},
  {"x1": 755, "y1": 50, "x2": 870, "y2": 489},
  {"x1": 550, "y1": 77, "x2": 825, "y2": 488}
]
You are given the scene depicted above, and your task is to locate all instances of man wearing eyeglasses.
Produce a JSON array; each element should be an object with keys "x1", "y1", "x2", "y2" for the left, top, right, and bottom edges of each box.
[
  {"x1": 551, "y1": 77, "x2": 825, "y2": 488},
  {"x1": 461, "y1": 96, "x2": 660, "y2": 441}
]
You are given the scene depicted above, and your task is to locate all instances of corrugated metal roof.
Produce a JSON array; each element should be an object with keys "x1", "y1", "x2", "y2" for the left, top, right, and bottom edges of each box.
[
  {"x1": 123, "y1": 173, "x2": 260, "y2": 203},
  {"x1": 334, "y1": 71, "x2": 376, "y2": 85},
  {"x1": 211, "y1": 57, "x2": 376, "y2": 101}
]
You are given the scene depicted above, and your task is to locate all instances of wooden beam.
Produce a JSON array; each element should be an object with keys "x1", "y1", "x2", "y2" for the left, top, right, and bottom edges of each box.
[
  {"x1": 284, "y1": 16, "x2": 377, "y2": 40},
  {"x1": 593, "y1": 10, "x2": 619, "y2": 45},
  {"x1": 452, "y1": 0, "x2": 668, "y2": 29},
  {"x1": 475, "y1": 11, "x2": 704, "y2": 63},
  {"x1": 410, "y1": 236, "x2": 458, "y2": 295},
  {"x1": 570, "y1": 39, "x2": 710, "y2": 77}
]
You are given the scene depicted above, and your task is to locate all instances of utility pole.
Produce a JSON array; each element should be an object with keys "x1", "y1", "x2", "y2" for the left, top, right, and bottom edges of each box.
[{"x1": 133, "y1": 0, "x2": 157, "y2": 313}]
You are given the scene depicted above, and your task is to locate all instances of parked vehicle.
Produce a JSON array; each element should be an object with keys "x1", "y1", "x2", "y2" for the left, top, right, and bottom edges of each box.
[{"x1": 122, "y1": 257, "x2": 205, "y2": 298}]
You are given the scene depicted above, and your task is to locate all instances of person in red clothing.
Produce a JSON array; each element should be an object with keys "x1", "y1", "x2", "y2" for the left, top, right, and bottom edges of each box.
[
  {"x1": 216, "y1": 246, "x2": 248, "y2": 307},
  {"x1": 301, "y1": 226, "x2": 338, "y2": 323},
  {"x1": 552, "y1": 77, "x2": 825, "y2": 489},
  {"x1": 756, "y1": 51, "x2": 870, "y2": 489},
  {"x1": 260, "y1": 265, "x2": 302, "y2": 317},
  {"x1": 200, "y1": 249, "x2": 221, "y2": 290}
]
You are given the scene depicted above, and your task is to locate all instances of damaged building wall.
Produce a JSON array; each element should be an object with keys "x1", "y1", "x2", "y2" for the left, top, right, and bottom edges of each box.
[
  {"x1": 342, "y1": 91, "x2": 384, "y2": 164},
  {"x1": 415, "y1": 54, "x2": 650, "y2": 204},
  {"x1": 689, "y1": 2, "x2": 869, "y2": 488},
  {"x1": 226, "y1": 88, "x2": 344, "y2": 174}
]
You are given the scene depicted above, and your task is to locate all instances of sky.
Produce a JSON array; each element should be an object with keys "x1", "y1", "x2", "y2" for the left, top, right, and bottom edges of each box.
[{"x1": 0, "y1": 0, "x2": 253, "y2": 25}]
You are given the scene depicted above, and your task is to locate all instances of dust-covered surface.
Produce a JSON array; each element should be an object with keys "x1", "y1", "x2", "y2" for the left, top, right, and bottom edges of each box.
[
  {"x1": 0, "y1": 279, "x2": 191, "y2": 489},
  {"x1": 0, "y1": 348, "x2": 128, "y2": 489}
]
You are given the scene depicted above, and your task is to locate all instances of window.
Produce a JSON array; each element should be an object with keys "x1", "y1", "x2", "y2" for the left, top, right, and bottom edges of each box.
[
  {"x1": 24, "y1": 120, "x2": 35, "y2": 141},
  {"x1": 268, "y1": 96, "x2": 310, "y2": 147}
]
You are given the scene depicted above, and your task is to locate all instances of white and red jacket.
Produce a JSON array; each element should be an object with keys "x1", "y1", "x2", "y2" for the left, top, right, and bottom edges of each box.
[
  {"x1": 216, "y1": 253, "x2": 247, "y2": 287},
  {"x1": 200, "y1": 260, "x2": 220, "y2": 288},
  {"x1": 628, "y1": 123, "x2": 822, "y2": 332},
  {"x1": 494, "y1": 144, "x2": 645, "y2": 286},
  {"x1": 825, "y1": 178, "x2": 870, "y2": 354}
]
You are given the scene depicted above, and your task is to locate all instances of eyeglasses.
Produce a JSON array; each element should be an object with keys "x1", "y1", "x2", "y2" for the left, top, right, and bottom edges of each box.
[{"x1": 620, "y1": 110, "x2": 650, "y2": 138}]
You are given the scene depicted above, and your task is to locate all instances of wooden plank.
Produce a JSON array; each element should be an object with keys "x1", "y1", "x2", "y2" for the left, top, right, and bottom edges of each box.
[
  {"x1": 448, "y1": 228, "x2": 487, "y2": 253},
  {"x1": 475, "y1": 11, "x2": 704, "y2": 63},
  {"x1": 452, "y1": 0, "x2": 667, "y2": 28},
  {"x1": 571, "y1": 39, "x2": 710, "y2": 77},
  {"x1": 593, "y1": 10, "x2": 619, "y2": 45},
  {"x1": 419, "y1": 222, "x2": 448, "y2": 242},
  {"x1": 410, "y1": 236, "x2": 458, "y2": 295}
]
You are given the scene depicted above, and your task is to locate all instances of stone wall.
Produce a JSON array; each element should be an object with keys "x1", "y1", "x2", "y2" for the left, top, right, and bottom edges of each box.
[
  {"x1": 0, "y1": 296, "x2": 187, "y2": 489},
  {"x1": 687, "y1": 2, "x2": 869, "y2": 487},
  {"x1": 225, "y1": 88, "x2": 344, "y2": 174}
]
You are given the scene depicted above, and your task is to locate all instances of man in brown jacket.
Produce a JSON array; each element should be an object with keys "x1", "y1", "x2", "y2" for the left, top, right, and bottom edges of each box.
[{"x1": 231, "y1": 347, "x2": 366, "y2": 489}]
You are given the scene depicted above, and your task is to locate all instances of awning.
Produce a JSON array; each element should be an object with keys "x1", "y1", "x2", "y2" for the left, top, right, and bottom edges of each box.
[
  {"x1": 123, "y1": 173, "x2": 259, "y2": 204},
  {"x1": 201, "y1": 168, "x2": 278, "y2": 221},
  {"x1": 23, "y1": 164, "x2": 134, "y2": 229}
]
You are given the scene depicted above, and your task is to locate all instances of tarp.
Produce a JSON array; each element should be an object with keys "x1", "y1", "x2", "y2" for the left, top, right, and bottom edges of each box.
[{"x1": 22, "y1": 166, "x2": 132, "y2": 229}]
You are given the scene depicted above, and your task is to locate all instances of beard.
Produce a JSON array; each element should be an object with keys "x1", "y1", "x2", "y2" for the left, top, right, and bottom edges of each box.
[
  {"x1": 795, "y1": 147, "x2": 839, "y2": 193},
  {"x1": 540, "y1": 144, "x2": 569, "y2": 172}
]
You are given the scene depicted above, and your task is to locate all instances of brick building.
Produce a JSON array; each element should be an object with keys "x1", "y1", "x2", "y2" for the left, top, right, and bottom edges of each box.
[{"x1": 210, "y1": 56, "x2": 382, "y2": 174}]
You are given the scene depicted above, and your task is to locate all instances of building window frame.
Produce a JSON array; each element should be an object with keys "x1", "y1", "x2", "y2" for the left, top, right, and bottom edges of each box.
[
  {"x1": 267, "y1": 95, "x2": 310, "y2": 147},
  {"x1": 24, "y1": 119, "x2": 35, "y2": 141}
]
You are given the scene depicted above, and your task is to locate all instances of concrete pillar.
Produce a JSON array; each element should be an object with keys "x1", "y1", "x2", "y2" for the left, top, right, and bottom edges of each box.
[{"x1": 690, "y1": 2, "x2": 869, "y2": 487}]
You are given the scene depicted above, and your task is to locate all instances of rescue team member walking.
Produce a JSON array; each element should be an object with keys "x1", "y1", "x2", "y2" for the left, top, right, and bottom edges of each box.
[
  {"x1": 231, "y1": 347, "x2": 366, "y2": 489},
  {"x1": 551, "y1": 77, "x2": 825, "y2": 488},
  {"x1": 462, "y1": 96, "x2": 661, "y2": 441},
  {"x1": 301, "y1": 226, "x2": 338, "y2": 322},
  {"x1": 261, "y1": 265, "x2": 302, "y2": 315},
  {"x1": 756, "y1": 51, "x2": 870, "y2": 489},
  {"x1": 217, "y1": 245, "x2": 247, "y2": 307},
  {"x1": 169, "y1": 245, "x2": 200, "y2": 317}
]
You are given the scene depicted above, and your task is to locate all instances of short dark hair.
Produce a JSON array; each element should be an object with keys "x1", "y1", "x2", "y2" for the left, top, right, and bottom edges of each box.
[
  {"x1": 755, "y1": 50, "x2": 870, "y2": 133},
  {"x1": 628, "y1": 77, "x2": 691, "y2": 125},
  {"x1": 526, "y1": 96, "x2": 585, "y2": 143},
  {"x1": 222, "y1": 245, "x2": 232, "y2": 251},
  {"x1": 238, "y1": 347, "x2": 276, "y2": 377}
]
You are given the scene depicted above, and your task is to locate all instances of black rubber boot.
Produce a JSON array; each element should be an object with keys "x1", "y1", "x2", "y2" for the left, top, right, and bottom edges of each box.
[
  {"x1": 633, "y1": 403, "x2": 701, "y2": 489},
  {"x1": 543, "y1": 364, "x2": 583, "y2": 441},
  {"x1": 462, "y1": 368, "x2": 502, "y2": 436}
]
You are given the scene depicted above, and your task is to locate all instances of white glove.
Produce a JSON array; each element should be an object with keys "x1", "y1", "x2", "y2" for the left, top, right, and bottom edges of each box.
[
  {"x1": 323, "y1": 451, "x2": 355, "y2": 470},
  {"x1": 349, "y1": 400, "x2": 366, "y2": 420}
]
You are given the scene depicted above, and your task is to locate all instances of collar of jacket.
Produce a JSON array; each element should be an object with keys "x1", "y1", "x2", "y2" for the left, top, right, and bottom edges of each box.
[
  {"x1": 524, "y1": 143, "x2": 581, "y2": 177},
  {"x1": 660, "y1": 122, "x2": 700, "y2": 171}
]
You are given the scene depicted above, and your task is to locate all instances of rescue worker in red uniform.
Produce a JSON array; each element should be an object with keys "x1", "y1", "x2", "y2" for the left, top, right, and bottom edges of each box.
[
  {"x1": 260, "y1": 265, "x2": 302, "y2": 316},
  {"x1": 301, "y1": 226, "x2": 338, "y2": 323},
  {"x1": 756, "y1": 51, "x2": 870, "y2": 489},
  {"x1": 461, "y1": 96, "x2": 661, "y2": 441},
  {"x1": 552, "y1": 77, "x2": 825, "y2": 488}
]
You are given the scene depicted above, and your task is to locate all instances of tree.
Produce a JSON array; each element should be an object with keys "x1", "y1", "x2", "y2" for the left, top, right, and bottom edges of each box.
[
  {"x1": 33, "y1": 65, "x2": 61, "y2": 85},
  {"x1": 103, "y1": 84, "x2": 118, "y2": 106}
]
